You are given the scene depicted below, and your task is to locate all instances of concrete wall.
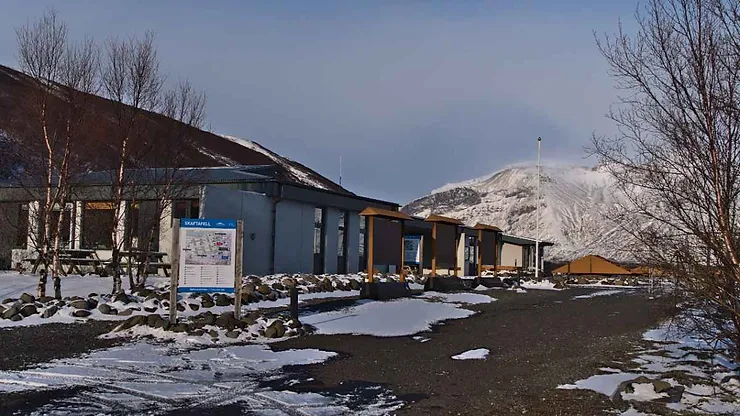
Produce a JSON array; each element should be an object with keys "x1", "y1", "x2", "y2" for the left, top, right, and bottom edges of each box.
[
  {"x1": 274, "y1": 200, "x2": 315, "y2": 274},
  {"x1": 500, "y1": 243, "x2": 524, "y2": 268},
  {"x1": 201, "y1": 186, "x2": 274, "y2": 276}
]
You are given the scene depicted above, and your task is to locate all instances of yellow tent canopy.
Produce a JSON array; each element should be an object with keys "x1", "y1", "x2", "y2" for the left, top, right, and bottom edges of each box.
[{"x1": 553, "y1": 254, "x2": 632, "y2": 276}]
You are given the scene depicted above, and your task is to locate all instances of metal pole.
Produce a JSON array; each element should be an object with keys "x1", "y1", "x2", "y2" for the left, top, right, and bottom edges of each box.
[
  {"x1": 535, "y1": 137, "x2": 541, "y2": 279},
  {"x1": 169, "y1": 220, "x2": 180, "y2": 323}
]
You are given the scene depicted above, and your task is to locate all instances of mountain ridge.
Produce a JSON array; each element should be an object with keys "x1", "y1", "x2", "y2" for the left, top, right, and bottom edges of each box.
[{"x1": 402, "y1": 163, "x2": 635, "y2": 261}]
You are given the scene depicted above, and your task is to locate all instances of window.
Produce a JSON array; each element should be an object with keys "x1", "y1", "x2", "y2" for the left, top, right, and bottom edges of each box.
[
  {"x1": 313, "y1": 207, "x2": 325, "y2": 274},
  {"x1": 15, "y1": 205, "x2": 29, "y2": 249},
  {"x1": 337, "y1": 211, "x2": 348, "y2": 274},
  {"x1": 172, "y1": 200, "x2": 200, "y2": 222},
  {"x1": 359, "y1": 215, "x2": 366, "y2": 271},
  {"x1": 82, "y1": 202, "x2": 115, "y2": 250}
]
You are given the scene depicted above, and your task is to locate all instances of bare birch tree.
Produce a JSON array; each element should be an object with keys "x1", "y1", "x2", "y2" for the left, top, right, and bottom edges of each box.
[
  {"x1": 15, "y1": 10, "x2": 99, "y2": 298},
  {"x1": 593, "y1": 0, "x2": 740, "y2": 358}
]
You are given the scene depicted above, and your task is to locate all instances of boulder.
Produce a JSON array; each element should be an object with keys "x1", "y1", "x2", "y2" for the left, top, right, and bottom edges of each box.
[
  {"x1": 144, "y1": 306, "x2": 158, "y2": 313},
  {"x1": 19, "y1": 304, "x2": 38, "y2": 317},
  {"x1": 98, "y1": 304, "x2": 117, "y2": 315},
  {"x1": 112, "y1": 293, "x2": 131, "y2": 304},
  {"x1": 321, "y1": 278, "x2": 335, "y2": 292},
  {"x1": 242, "y1": 284, "x2": 255, "y2": 295},
  {"x1": 208, "y1": 329, "x2": 219, "y2": 338},
  {"x1": 201, "y1": 298, "x2": 215, "y2": 308},
  {"x1": 215, "y1": 312, "x2": 239, "y2": 329},
  {"x1": 271, "y1": 282, "x2": 285, "y2": 291},
  {"x1": 553, "y1": 281, "x2": 566, "y2": 290},
  {"x1": 265, "y1": 320, "x2": 286, "y2": 338},
  {"x1": 215, "y1": 294, "x2": 231, "y2": 307},
  {"x1": 146, "y1": 314, "x2": 163, "y2": 327},
  {"x1": 38, "y1": 296, "x2": 55, "y2": 304},
  {"x1": 2, "y1": 306, "x2": 19, "y2": 320},
  {"x1": 19, "y1": 293, "x2": 35, "y2": 304},
  {"x1": 87, "y1": 298, "x2": 99, "y2": 309},
  {"x1": 87, "y1": 292, "x2": 98, "y2": 298},
  {"x1": 267, "y1": 292, "x2": 278, "y2": 301},
  {"x1": 240, "y1": 315, "x2": 257, "y2": 326},
  {"x1": 225, "y1": 330, "x2": 241, "y2": 339},
  {"x1": 287, "y1": 319, "x2": 303, "y2": 329},
  {"x1": 69, "y1": 299, "x2": 89, "y2": 310},
  {"x1": 349, "y1": 279, "x2": 362, "y2": 290},
  {"x1": 176, "y1": 302, "x2": 186, "y2": 312},
  {"x1": 282, "y1": 278, "x2": 297, "y2": 288},
  {"x1": 201, "y1": 312, "x2": 217, "y2": 326},
  {"x1": 305, "y1": 275, "x2": 319, "y2": 284},
  {"x1": 1, "y1": 298, "x2": 15, "y2": 305},
  {"x1": 117, "y1": 308, "x2": 134, "y2": 316},
  {"x1": 170, "y1": 323, "x2": 188, "y2": 333},
  {"x1": 72, "y1": 309, "x2": 91, "y2": 318},
  {"x1": 10, "y1": 314, "x2": 22, "y2": 322},
  {"x1": 257, "y1": 284, "x2": 272, "y2": 296},
  {"x1": 42, "y1": 305, "x2": 59, "y2": 318},
  {"x1": 189, "y1": 329, "x2": 205, "y2": 336},
  {"x1": 188, "y1": 303, "x2": 200, "y2": 311},
  {"x1": 247, "y1": 276, "x2": 262, "y2": 286}
]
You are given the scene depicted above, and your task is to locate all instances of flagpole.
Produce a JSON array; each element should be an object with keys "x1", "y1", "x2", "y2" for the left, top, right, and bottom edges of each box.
[{"x1": 535, "y1": 137, "x2": 541, "y2": 279}]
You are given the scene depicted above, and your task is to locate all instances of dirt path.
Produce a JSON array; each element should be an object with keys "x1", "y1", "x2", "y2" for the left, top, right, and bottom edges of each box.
[{"x1": 274, "y1": 288, "x2": 671, "y2": 415}]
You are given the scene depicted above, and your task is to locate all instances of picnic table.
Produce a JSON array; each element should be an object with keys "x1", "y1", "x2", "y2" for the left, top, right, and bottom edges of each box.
[
  {"x1": 58, "y1": 249, "x2": 106, "y2": 276},
  {"x1": 119, "y1": 250, "x2": 171, "y2": 277}
]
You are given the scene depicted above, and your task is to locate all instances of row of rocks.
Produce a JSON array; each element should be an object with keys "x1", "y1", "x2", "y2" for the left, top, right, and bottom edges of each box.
[{"x1": 114, "y1": 310, "x2": 306, "y2": 340}]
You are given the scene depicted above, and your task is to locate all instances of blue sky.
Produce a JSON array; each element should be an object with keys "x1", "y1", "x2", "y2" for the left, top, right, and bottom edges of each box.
[{"x1": 0, "y1": 1, "x2": 638, "y2": 202}]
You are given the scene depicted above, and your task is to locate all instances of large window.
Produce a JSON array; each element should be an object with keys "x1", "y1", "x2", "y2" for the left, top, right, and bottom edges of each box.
[
  {"x1": 313, "y1": 207, "x2": 325, "y2": 274},
  {"x1": 172, "y1": 200, "x2": 200, "y2": 221},
  {"x1": 359, "y1": 215, "x2": 366, "y2": 271},
  {"x1": 82, "y1": 202, "x2": 115, "y2": 250},
  {"x1": 337, "y1": 211, "x2": 348, "y2": 274}
]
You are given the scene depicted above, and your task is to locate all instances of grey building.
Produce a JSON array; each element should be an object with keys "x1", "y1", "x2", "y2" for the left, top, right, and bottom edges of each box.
[{"x1": 0, "y1": 166, "x2": 397, "y2": 274}]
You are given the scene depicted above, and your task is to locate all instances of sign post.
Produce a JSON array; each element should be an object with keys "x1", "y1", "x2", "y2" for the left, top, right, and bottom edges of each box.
[{"x1": 169, "y1": 218, "x2": 244, "y2": 322}]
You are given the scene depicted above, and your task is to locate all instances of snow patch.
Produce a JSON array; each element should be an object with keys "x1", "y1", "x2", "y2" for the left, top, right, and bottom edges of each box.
[{"x1": 451, "y1": 348, "x2": 489, "y2": 360}]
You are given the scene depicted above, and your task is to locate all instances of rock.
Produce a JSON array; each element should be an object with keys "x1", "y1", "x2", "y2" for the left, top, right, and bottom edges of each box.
[
  {"x1": 349, "y1": 279, "x2": 362, "y2": 290},
  {"x1": 215, "y1": 312, "x2": 239, "y2": 329},
  {"x1": 241, "y1": 315, "x2": 257, "y2": 326},
  {"x1": 42, "y1": 305, "x2": 59, "y2": 318},
  {"x1": 1, "y1": 298, "x2": 15, "y2": 304},
  {"x1": 10, "y1": 314, "x2": 23, "y2": 322},
  {"x1": 189, "y1": 329, "x2": 205, "y2": 336},
  {"x1": 112, "y1": 293, "x2": 131, "y2": 304},
  {"x1": 225, "y1": 330, "x2": 241, "y2": 339},
  {"x1": 202, "y1": 312, "x2": 217, "y2": 326},
  {"x1": 652, "y1": 379, "x2": 672, "y2": 394},
  {"x1": 208, "y1": 329, "x2": 219, "y2": 338},
  {"x1": 117, "y1": 308, "x2": 134, "y2": 317},
  {"x1": 144, "y1": 306, "x2": 158, "y2": 313},
  {"x1": 146, "y1": 314, "x2": 161, "y2": 327},
  {"x1": 215, "y1": 294, "x2": 231, "y2": 307},
  {"x1": 2, "y1": 306, "x2": 19, "y2": 320},
  {"x1": 19, "y1": 293, "x2": 35, "y2": 304},
  {"x1": 271, "y1": 282, "x2": 285, "y2": 291},
  {"x1": 170, "y1": 323, "x2": 188, "y2": 333},
  {"x1": 19, "y1": 304, "x2": 38, "y2": 317},
  {"x1": 39, "y1": 296, "x2": 55, "y2": 304},
  {"x1": 243, "y1": 284, "x2": 255, "y2": 295},
  {"x1": 87, "y1": 292, "x2": 98, "y2": 298},
  {"x1": 176, "y1": 302, "x2": 186, "y2": 312},
  {"x1": 200, "y1": 293, "x2": 213, "y2": 303},
  {"x1": 247, "y1": 276, "x2": 262, "y2": 286},
  {"x1": 266, "y1": 320, "x2": 285, "y2": 338},
  {"x1": 257, "y1": 284, "x2": 272, "y2": 295},
  {"x1": 202, "y1": 298, "x2": 215, "y2": 308},
  {"x1": 69, "y1": 299, "x2": 89, "y2": 310},
  {"x1": 87, "y1": 298, "x2": 99, "y2": 309},
  {"x1": 282, "y1": 278, "x2": 297, "y2": 288},
  {"x1": 72, "y1": 309, "x2": 91, "y2": 318},
  {"x1": 267, "y1": 292, "x2": 278, "y2": 301},
  {"x1": 153, "y1": 318, "x2": 167, "y2": 329},
  {"x1": 305, "y1": 275, "x2": 319, "y2": 284},
  {"x1": 188, "y1": 303, "x2": 200, "y2": 311},
  {"x1": 287, "y1": 319, "x2": 302, "y2": 329},
  {"x1": 553, "y1": 281, "x2": 566, "y2": 290}
]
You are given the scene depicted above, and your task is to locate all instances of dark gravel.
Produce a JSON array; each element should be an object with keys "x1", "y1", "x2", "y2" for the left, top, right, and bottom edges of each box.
[
  {"x1": 274, "y1": 287, "x2": 672, "y2": 415},
  {"x1": 0, "y1": 321, "x2": 121, "y2": 371}
]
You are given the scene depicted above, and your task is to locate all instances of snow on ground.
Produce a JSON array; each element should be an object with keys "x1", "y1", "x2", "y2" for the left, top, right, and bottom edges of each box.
[
  {"x1": 558, "y1": 320, "x2": 740, "y2": 414},
  {"x1": 0, "y1": 272, "x2": 169, "y2": 300},
  {"x1": 300, "y1": 297, "x2": 479, "y2": 337},
  {"x1": 572, "y1": 290, "x2": 625, "y2": 300},
  {"x1": 0, "y1": 341, "x2": 402, "y2": 414},
  {"x1": 520, "y1": 280, "x2": 563, "y2": 291},
  {"x1": 416, "y1": 291, "x2": 495, "y2": 305},
  {"x1": 451, "y1": 348, "x2": 489, "y2": 360},
  {"x1": 473, "y1": 285, "x2": 488, "y2": 291}
]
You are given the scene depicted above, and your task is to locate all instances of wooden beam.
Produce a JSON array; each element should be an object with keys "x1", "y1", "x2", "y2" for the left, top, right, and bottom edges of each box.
[
  {"x1": 367, "y1": 216, "x2": 374, "y2": 283},
  {"x1": 399, "y1": 220, "x2": 405, "y2": 282},
  {"x1": 453, "y1": 225, "x2": 459, "y2": 277},
  {"x1": 431, "y1": 222, "x2": 437, "y2": 277},
  {"x1": 477, "y1": 229, "x2": 483, "y2": 278}
]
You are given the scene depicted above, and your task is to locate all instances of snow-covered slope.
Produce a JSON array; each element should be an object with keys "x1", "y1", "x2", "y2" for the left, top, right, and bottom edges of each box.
[
  {"x1": 402, "y1": 164, "x2": 635, "y2": 261},
  {"x1": 221, "y1": 135, "x2": 333, "y2": 191}
]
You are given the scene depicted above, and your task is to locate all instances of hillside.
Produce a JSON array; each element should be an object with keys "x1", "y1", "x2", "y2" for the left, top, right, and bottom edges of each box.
[
  {"x1": 402, "y1": 164, "x2": 636, "y2": 261},
  {"x1": 0, "y1": 64, "x2": 345, "y2": 193}
]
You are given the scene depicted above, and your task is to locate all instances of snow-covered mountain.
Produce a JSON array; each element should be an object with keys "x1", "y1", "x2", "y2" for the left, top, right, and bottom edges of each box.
[{"x1": 402, "y1": 164, "x2": 635, "y2": 261}]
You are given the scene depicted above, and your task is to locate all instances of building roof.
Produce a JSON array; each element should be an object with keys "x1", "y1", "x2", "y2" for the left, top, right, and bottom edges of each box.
[
  {"x1": 472, "y1": 223, "x2": 502, "y2": 232},
  {"x1": 360, "y1": 207, "x2": 412, "y2": 221},
  {"x1": 424, "y1": 214, "x2": 463, "y2": 225},
  {"x1": 552, "y1": 254, "x2": 632, "y2": 275},
  {"x1": 501, "y1": 234, "x2": 555, "y2": 247}
]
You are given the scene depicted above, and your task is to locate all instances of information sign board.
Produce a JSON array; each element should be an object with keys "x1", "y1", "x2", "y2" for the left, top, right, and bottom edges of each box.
[{"x1": 177, "y1": 219, "x2": 237, "y2": 293}]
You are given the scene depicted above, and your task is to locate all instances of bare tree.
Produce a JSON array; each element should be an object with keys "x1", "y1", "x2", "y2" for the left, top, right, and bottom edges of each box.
[
  {"x1": 101, "y1": 34, "x2": 206, "y2": 293},
  {"x1": 100, "y1": 32, "x2": 162, "y2": 294},
  {"x1": 15, "y1": 10, "x2": 99, "y2": 298},
  {"x1": 593, "y1": 0, "x2": 740, "y2": 358}
]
